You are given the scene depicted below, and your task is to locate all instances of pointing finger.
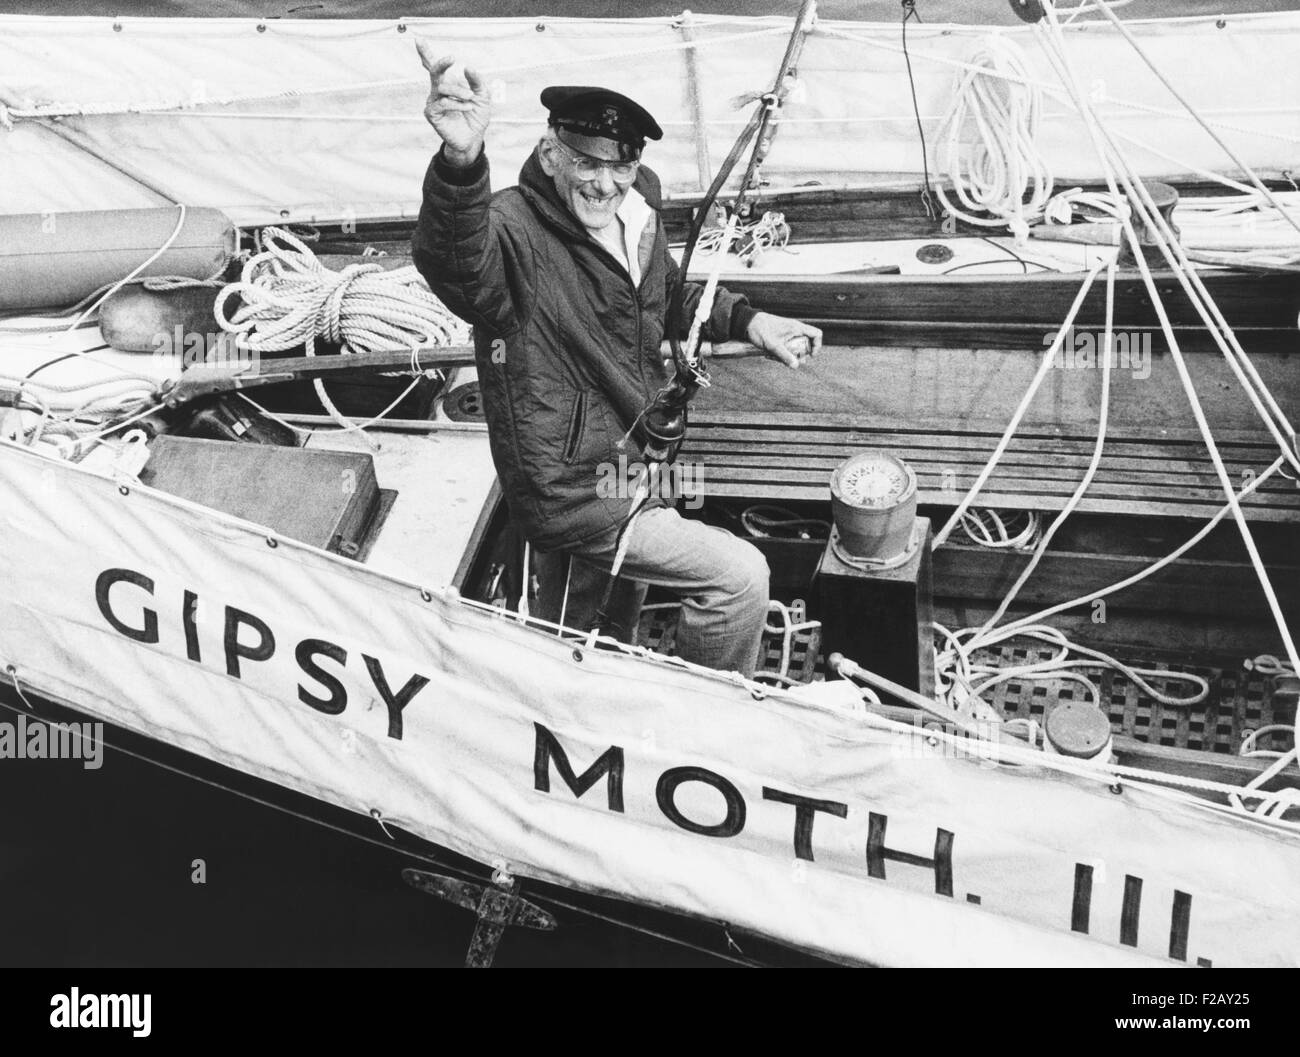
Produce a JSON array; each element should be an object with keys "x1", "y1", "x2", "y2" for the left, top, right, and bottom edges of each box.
[{"x1": 417, "y1": 43, "x2": 455, "y2": 81}]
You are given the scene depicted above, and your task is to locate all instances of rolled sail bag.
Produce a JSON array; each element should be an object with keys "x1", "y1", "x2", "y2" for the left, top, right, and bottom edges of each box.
[
  {"x1": 99, "y1": 281, "x2": 238, "y2": 358},
  {"x1": 0, "y1": 206, "x2": 237, "y2": 313}
]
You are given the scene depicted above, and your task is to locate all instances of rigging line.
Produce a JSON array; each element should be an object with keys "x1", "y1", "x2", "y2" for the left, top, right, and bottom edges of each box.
[
  {"x1": 843, "y1": 659, "x2": 1300, "y2": 820},
  {"x1": 668, "y1": 0, "x2": 814, "y2": 384},
  {"x1": 1097, "y1": 179, "x2": 1300, "y2": 466},
  {"x1": 731, "y1": 0, "x2": 818, "y2": 215},
  {"x1": 1044, "y1": 97, "x2": 1300, "y2": 458},
  {"x1": 1036, "y1": 7, "x2": 1300, "y2": 685},
  {"x1": 0, "y1": 675, "x2": 759, "y2": 967},
  {"x1": 900, "y1": 0, "x2": 936, "y2": 220},
  {"x1": 4, "y1": 25, "x2": 794, "y2": 124},
  {"x1": 979, "y1": 258, "x2": 1116, "y2": 633},
  {"x1": 1035, "y1": 84, "x2": 1258, "y2": 195},
  {"x1": 1034, "y1": 29, "x2": 1300, "y2": 476},
  {"x1": 932, "y1": 256, "x2": 1108, "y2": 548},
  {"x1": 1085, "y1": 0, "x2": 1300, "y2": 240},
  {"x1": 814, "y1": 23, "x2": 1300, "y2": 149}
]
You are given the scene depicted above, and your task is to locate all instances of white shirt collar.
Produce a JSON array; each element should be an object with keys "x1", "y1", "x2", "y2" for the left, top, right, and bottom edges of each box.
[{"x1": 590, "y1": 186, "x2": 652, "y2": 287}]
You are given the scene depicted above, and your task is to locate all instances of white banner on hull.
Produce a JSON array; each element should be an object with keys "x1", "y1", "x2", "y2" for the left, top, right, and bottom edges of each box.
[{"x1": 2, "y1": 441, "x2": 1297, "y2": 967}]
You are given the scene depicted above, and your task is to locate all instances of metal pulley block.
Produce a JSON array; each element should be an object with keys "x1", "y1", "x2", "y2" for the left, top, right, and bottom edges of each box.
[{"x1": 1009, "y1": 0, "x2": 1047, "y2": 23}]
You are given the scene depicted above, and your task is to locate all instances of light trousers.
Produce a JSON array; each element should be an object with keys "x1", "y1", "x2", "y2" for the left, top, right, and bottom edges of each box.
[{"x1": 533, "y1": 506, "x2": 770, "y2": 678}]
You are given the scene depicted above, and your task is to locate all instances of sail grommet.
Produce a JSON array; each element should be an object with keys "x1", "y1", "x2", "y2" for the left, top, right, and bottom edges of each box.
[
  {"x1": 571, "y1": 648, "x2": 583, "y2": 663},
  {"x1": 117, "y1": 484, "x2": 129, "y2": 496},
  {"x1": 266, "y1": 536, "x2": 278, "y2": 548},
  {"x1": 420, "y1": 588, "x2": 433, "y2": 602},
  {"x1": 396, "y1": 22, "x2": 406, "y2": 33}
]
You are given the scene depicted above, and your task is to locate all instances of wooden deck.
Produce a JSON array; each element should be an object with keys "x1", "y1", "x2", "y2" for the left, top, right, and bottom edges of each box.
[{"x1": 681, "y1": 410, "x2": 1300, "y2": 523}]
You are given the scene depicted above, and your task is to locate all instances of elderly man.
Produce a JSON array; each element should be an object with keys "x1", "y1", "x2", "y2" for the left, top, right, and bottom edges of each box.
[{"x1": 412, "y1": 45, "x2": 822, "y2": 678}]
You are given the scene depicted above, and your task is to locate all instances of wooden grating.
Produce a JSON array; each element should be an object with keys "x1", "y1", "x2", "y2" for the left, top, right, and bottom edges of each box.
[
  {"x1": 983, "y1": 644, "x2": 1291, "y2": 756},
  {"x1": 680, "y1": 411, "x2": 1300, "y2": 522},
  {"x1": 640, "y1": 605, "x2": 1292, "y2": 759}
]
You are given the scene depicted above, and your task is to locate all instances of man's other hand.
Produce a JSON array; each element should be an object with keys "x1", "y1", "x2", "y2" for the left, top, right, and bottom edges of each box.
[
  {"x1": 745, "y1": 311, "x2": 823, "y2": 369},
  {"x1": 416, "y1": 42, "x2": 491, "y2": 165}
]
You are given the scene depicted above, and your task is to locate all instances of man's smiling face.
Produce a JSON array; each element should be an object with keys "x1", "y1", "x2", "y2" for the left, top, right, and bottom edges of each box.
[{"x1": 540, "y1": 129, "x2": 638, "y2": 233}]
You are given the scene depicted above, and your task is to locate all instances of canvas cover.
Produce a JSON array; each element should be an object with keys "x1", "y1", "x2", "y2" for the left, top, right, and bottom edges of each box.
[
  {"x1": 2, "y1": 10, "x2": 1298, "y2": 225},
  {"x1": 2, "y1": 438, "x2": 1298, "y2": 967}
]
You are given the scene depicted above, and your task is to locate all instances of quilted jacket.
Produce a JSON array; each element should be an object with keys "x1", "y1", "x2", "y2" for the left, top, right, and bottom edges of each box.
[{"x1": 412, "y1": 146, "x2": 756, "y2": 550}]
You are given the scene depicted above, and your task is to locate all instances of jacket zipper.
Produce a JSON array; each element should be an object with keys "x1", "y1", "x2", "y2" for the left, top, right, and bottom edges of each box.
[
  {"x1": 523, "y1": 186, "x2": 651, "y2": 393},
  {"x1": 578, "y1": 234, "x2": 649, "y2": 392}
]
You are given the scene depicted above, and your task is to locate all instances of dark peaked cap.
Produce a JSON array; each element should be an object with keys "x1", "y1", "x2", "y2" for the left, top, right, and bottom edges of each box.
[{"x1": 540, "y1": 86, "x2": 664, "y2": 150}]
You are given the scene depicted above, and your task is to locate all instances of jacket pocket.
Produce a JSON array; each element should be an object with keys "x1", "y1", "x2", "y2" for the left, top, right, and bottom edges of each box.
[{"x1": 561, "y1": 390, "x2": 587, "y2": 465}]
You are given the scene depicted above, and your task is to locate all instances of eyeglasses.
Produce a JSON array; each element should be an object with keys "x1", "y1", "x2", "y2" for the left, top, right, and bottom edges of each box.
[{"x1": 551, "y1": 142, "x2": 639, "y2": 181}]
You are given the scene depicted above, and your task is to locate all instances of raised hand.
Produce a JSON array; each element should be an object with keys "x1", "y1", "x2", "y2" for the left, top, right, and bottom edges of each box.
[{"x1": 416, "y1": 40, "x2": 491, "y2": 164}]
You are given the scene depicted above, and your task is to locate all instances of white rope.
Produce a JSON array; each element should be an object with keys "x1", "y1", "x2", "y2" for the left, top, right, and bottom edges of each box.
[
  {"x1": 1084, "y1": 0, "x2": 1300, "y2": 240},
  {"x1": 1029, "y1": 3, "x2": 1300, "y2": 820},
  {"x1": 920, "y1": 13, "x2": 1300, "y2": 818},
  {"x1": 981, "y1": 256, "x2": 1118, "y2": 632},
  {"x1": 817, "y1": 22, "x2": 1300, "y2": 151},
  {"x1": 696, "y1": 210, "x2": 792, "y2": 266},
  {"x1": 1036, "y1": 69, "x2": 1300, "y2": 476},
  {"x1": 933, "y1": 33, "x2": 1053, "y2": 242},
  {"x1": 2, "y1": 24, "x2": 795, "y2": 125},
  {"x1": 958, "y1": 508, "x2": 1041, "y2": 550},
  {"x1": 216, "y1": 226, "x2": 469, "y2": 435},
  {"x1": 933, "y1": 255, "x2": 1108, "y2": 548},
  {"x1": 859, "y1": 694, "x2": 1300, "y2": 827},
  {"x1": 759, "y1": 599, "x2": 821, "y2": 686},
  {"x1": 1035, "y1": 10, "x2": 1300, "y2": 678},
  {"x1": 0, "y1": 204, "x2": 194, "y2": 454}
]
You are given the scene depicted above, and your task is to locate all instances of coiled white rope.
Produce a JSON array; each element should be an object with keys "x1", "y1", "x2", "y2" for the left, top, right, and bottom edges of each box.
[
  {"x1": 215, "y1": 226, "x2": 470, "y2": 433},
  {"x1": 756, "y1": 599, "x2": 823, "y2": 688},
  {"x1": 933, "y1": 33, "x2": 1053, "y2": 243},
  {"x1": 695, "y1": 210, "x2": 792, "y2": 266},
  {"x1": 958, "y1": 507, "x2": 1041, "y2": 550},
  {"x1": 934, "y1": 622, "x2": 1210, "y2": 722}
]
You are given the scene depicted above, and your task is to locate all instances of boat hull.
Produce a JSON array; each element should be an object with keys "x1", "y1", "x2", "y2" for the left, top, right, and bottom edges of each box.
[{"x1": 3, "y1": 438, "x2": 1298, "y2": 967}]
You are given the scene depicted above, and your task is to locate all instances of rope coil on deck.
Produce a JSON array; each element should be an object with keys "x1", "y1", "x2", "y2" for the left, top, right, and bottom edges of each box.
[{"x1": 215, "y1": 226, "x2": 470, "y2": 433}]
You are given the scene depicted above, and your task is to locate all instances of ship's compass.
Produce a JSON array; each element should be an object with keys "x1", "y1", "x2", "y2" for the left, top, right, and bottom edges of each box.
[{"x1": 829, "y1": 450, "x2": 921, "y2": 569}]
